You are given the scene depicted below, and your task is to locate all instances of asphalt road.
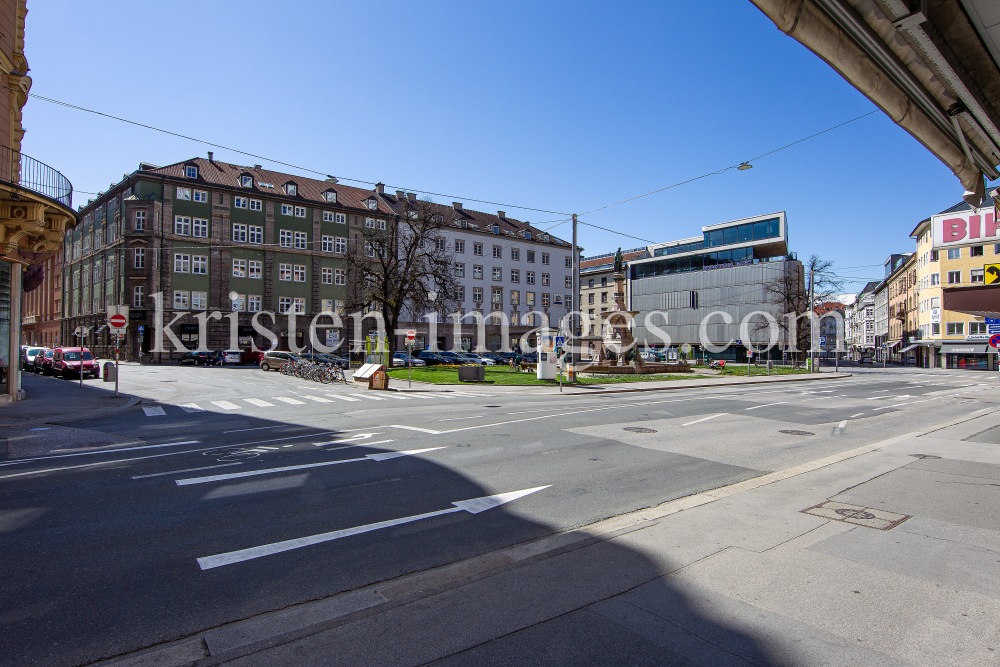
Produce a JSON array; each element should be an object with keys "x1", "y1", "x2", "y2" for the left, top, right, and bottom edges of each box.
[{"x1": 0, "y1": 364, "x2": 995, "y2": 667}]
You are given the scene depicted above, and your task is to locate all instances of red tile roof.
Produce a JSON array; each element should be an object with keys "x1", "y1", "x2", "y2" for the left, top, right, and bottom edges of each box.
[{"x1": 580, "y1": 249, "x2": 646, "y2": 270}]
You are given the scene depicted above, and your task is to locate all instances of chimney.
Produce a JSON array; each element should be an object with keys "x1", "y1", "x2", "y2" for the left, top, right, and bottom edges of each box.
[
  {"x1": 207, "y1": 151, "x2": 214, "y2": 162},
  {"x1": 407, "y1": 193, "x2": 417, "y2": 202},
  {"x1": 375, "y1": 182, "x2": 385, "y2": 195},
  {"x1": 325, "y1": 176, "x2": 338, "y2": 184},
  {"x1": 497, "y1": 210, "x2": 505, "y2": 219},
  {"x1": 396, "y1": 190, "x2": 405, "y2": 199},
  {"x1": 254, "y1": 164, "x2": 262, "y2": 170},
  {"x1": 453, "y1": 202, "x2": 463, "y2": 210}
]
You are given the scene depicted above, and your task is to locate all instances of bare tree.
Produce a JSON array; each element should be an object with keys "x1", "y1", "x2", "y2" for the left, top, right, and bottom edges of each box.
[
  {"x1": 344, "y1": 198, "x2": 459, "y2": 358},
  {"x1": 757, "y1": 255, "x2": 843, "y2": 359}
]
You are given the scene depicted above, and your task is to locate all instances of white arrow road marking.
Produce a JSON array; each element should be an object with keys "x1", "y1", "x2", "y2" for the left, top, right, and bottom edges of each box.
[
  {"x1": 387, "y1": 425, "x2": 444, "y2": 434},
  {"x1": 273, "y1": 397, "x2": 306, "y2": 405},
  {"x1": 322, "y1": 394, "x2": 361, "y2": 402},
  {"x1": 682, "y1": 414, "x2": 726, "y2": 427},
  {"x1": 744, "y1": 402, "x2": 786, "y2": 410},
  {"x1": 176, "y1": 445, "x2": 439, "y2": 486},
  {"x1": 244, "y1": 398, "x2": 275, "y2": 408},
  {"x1": 197, "y1": 485, "x2": 549, "y2": 569},
  {"x1": 180, "y1": 404, "x2": 204, "y2": 412},
  {"x1": 211, "y1": 401, "x2": 241, "y2": 410},
  {"x1": 142, "y1": 406, "x2": 166, "y2": 417}
]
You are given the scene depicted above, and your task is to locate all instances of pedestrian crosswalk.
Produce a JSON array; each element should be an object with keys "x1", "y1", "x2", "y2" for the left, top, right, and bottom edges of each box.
[{"x1": 168, "y1": 390, "x2": 494, "y2": 415}]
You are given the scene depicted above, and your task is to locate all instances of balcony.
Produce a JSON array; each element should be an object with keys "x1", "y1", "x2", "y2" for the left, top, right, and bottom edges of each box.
[{"x1": 0, "y1": 146, "x2": 72, "y2": 208}]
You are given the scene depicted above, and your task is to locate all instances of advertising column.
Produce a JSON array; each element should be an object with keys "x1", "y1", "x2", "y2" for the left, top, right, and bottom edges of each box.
[{"x1": 536, "y1": 327, "x2": 557, "y2": 380}]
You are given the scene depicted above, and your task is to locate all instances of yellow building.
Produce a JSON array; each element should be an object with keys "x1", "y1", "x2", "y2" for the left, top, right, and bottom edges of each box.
[{"x1": 911, "y1": 202, "x2": 998, "y2": 371}]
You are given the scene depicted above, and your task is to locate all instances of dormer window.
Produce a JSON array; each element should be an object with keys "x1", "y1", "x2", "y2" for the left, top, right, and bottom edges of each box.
[
  {"x1": 365, "y1": 198, "x2": 378, "y2": 210},
  {"x1": 407, "y1": 211, "x2": 418, "y2": 220},
  {"x1": 285, "y1": 182, "x2": 298, "y2": 196},
  {"x1": 459, "y1": 220, "x2": 468, "y2": 228},
  {"x1": 240, "y1": 174, "x2": 253, "y2": 188},
  {"x1": 185, "y1": 165, "x2": 198, "y2": 179},
  {"x1": 542, "y1": 234, "x2": 550, "y2": 242},
  {"x1": 492, "y1": 225, "x2": 500, "y2": 234},
  {"x1": 524, "y1": 231, "x2": 531, "y2": 240},
  {"x1": 324, "y1": 190, "x2": 337, "y2": 203}
]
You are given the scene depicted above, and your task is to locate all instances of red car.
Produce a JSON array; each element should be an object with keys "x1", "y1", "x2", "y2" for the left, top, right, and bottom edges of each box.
[
  {"x1": 240, "y1": 347, "x2": 264, "y2": 365},
  {"x1": 51, "y1": 347, "x2": 99, "y2": 379}
]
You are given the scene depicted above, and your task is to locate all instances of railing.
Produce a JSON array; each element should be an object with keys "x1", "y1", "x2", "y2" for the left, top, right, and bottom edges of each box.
[{"x1": 0, "y1": 146, "x2": 73, "y2": 208}]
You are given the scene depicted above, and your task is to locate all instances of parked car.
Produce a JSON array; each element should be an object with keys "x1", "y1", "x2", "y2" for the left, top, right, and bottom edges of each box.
[
  {"x1": 435, "y1": 351, "x2": 465, "y2": 364},
  {"x1": 321, "y1": 353, "x2": 350, "y2": 369},
  {"x1": 392, "y1": 352, "x2": 426, "y2": 367},
  {"x1": 36, "y1": 349, "x2": 55, "y2": 375},
  {"x1": 51, "y1": 347, "x2": 99, "y2": 379},
  {"x1": 859, "y1": 355, "x2": 873, "y2": 364},
  {"x1": 298, "y1": 352, "x2": 347, "y2": 368},
  {"x1": 480, "y1": 353, "x2": 505, "y2": 364},
  {"x1": 22, "y1": 346, "x2": 46, "y2": 371},
  {"x1": 177, "y1": 351, "x2": 212, "y2": 366},
  {"x1": 259, "y1": 350, "x2": 299, "y2": 371},
  {"x1": 521, "y1": 353, "x2": 538, "y2": 363},
  {"x1": 222, "y1": 349, "x2": 242, "y2": 365},
  {"x1": 240, "y1": 347, "x2": 264, "y2": 365},
  {"x1": 417, "y1": 350, "x2": 453, "y2": 366},
  {"x1": 458, "y1": 352, "x2": 494, "y2": 366}
]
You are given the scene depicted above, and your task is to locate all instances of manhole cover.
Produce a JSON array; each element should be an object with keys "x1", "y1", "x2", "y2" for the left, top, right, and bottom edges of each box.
[
  {"x1": 624, "y1": 426, "x2": 658, "y2": 433},
  {"x1": 779, "y1": 430, "x2": 815, "y2": 436},
  {"x1": 834, "y1": 508, "x2": 876, "y2": 520}
]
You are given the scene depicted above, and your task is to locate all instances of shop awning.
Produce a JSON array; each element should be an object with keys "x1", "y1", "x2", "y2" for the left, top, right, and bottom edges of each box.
[
  {"x1": 886, "y1": 341, "x2": 901, "y2": 349},
  {"x1": 899, "y1": 344, "x2": 920, "y2": 353},
  {"x1": 941, "y1": 344, "x2": 997, "y2": 355}
]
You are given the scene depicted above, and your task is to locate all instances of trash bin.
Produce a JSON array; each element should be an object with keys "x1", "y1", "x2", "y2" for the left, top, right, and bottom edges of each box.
[{"x1": 103, "y1": 361, "x2": 116, "y2": 382}]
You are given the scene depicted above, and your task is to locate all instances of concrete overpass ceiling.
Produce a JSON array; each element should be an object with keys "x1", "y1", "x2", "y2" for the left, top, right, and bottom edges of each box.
[{"x1": 750, "y1": 0, "x2": 1000, "y2": 203}]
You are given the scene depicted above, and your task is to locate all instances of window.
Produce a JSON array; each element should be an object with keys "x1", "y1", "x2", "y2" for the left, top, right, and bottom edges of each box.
[
  {"x1": 526, "y1": 292, "x2": 535, "y2": 306},
  {"x1": 185, "y1": 166, "x2": 198, "y2": 179},
  {"x1": 336, "y1": 213, "x2": 346, "y2": 224},
  {"x1": 931, "y1": 297, "x2": 940, "y2": 309},
  {"x1": 133, "y1": 248, "x2": 145, "y2": 269},
  {"x1": 565, "y1": 295, "x2": 572, "y2": 308},
  {"x1": 192, "y1": 255, "x2": 208, "y2": 274},
  {"x1": 565, "y1": 256, "x2": 572, "y2": 268},
  {"x1": 473, "y1": 287, "x2": 483, "y2": 302},
  {"x1": 293, "y1": 298, "x2": 305, "y2": 314},
  {"x1": 281, "y1": 204, "x2": 294, "y2": 216},
  {"x1": 601, "y1": 277, "x2": 607, "y2": 286},
  {"x1": 280, "y1": 230, "x2": 293, "y2": 247},
  {"x1": 365, "y1": 217, "x2": 376, "y2": 228},
  {"x1": 173, "y1": 290, "x2": 190, "y2": 309},
  {"x1": 294, "y1": 206, "x2": 307, "y2": 218},
  {"x1": 493, "y1": 267, "x2": 502, "y2": 281},
  {"x1": 455, "y1": 263, "x2": 465, "y2": 277},
  {"x1": 492, "y1": 287, "x2": 503, "y2": 305},
  {"x1": 971, "y1": 245, "x2": 984, "y2": 257},
  {"x1": 930, "y1": 272, "x2": 940, "y2": 286},
  {"x1": 948, "y1": 270, "x2": 962, "y2": 284},
  {"x1": 233, "y1": 259, "x2": 247, "y2": 277},
  {"x1": 455, "y1": 240, "x2": 465, "y2": 253},
  {"x1": 285, "y1": 183, "x2": 298, "y2": 196},
  {"x1": 947, "y1": 248, "x2": 961, "y2": 260},
  {"x1": 133, "y1": 286, "x2": 144, "y2": 307},
  {"x1": 455, "y1": 286, "x2": 465, "y2": 301},
  {"x1": 931, "y1": 322, "x2": 941, "y2": 335},
  {"x1": 526, "y1": 271, "x2": 535, "y2": 285},
  {"x1": 510, "y1": 269, "x2": 520, "y2": 283},
  {"x1": 322, "y1": 211, "x2": 334, "y2": 222},
  {"x1": 995, "y1": 244, "x2": 1000, "y2": 255},
  {"x1": 320, "y1": 298, "x2": 334, "y2": 312},
  {"x1": 193, "y1": 190, "x2": 208, "y2": 203},
  {"x1": 293, "y1": 264, "x2": 306, "y2": 282},
  {"x1": 365, "y1": 198, "x2": 378, "y2": 210},
  {"x1": 510, "y1": 248, "x2": 519, "y2": 261},
  {"x1": 541, "y1": 293, "x2": 550, "y2": 307},
  {"x1": 970, "y1": 322, "x2": 988, "y2": 335},
  {"x1": 565, "y1": 275, "x2": 572, "y2": 288},
  {"x1": 474, "y1": 243, "x2": 483, "y2": 256},
  {"x1": 588, "y1": 279, "x2": 594, "y2": 288},
  {"x1": 176, "y1": 187, "x2": 192, "y2": 200},
  {"x1": 231, "y1": 293, "x2": 246, "y2": 312},
  {"x1": 248, "y1": 260, "x2": 262, "y2": 279},
  {"x1": 601, "y1": 292, "x2": 608, "y2": 303},
  {"x1": 473, "y1": 265, "x2": 483, "y2": 279},
  {"x1": 508, "y1": 290, "x2": 519, "y2": 306},
  {"x1": 324, "y1": 191, "x2": 337, "y2": 203},
  {"x1": 248, "y1": 295, "x2": 262, "y2": 312},
  {"x1": 335, "y1": 268, "x2": 346, "y2": 285},
  {"x1": 106, "y1": 261, "x2": 114, "y2": 280},
  {"x1": 542, "y1": 253, "x2": 550, "y2": 265},
  {"x1": 240, "y1": 175, "x2": 253, "y2": 188},
  {"x1": 135, "y1": 211, "x2": 146, "y2": 230},
  {"x1": 174, "y1": 216, "x2": 191, "y2": 236},
  {"x1": 335, "y1": 237, "x2": 347, "y2": 254},
  {"x1": 946, "y1": 322, "x2": 965, "y2": 336},
  {"x1": 972, "y1": 268, "x2": 986, "y2": 283},
  {"x1": 278, "y1": 296, "x2": 292, "y2": 313},
  {"x1": 249, "y1": 199, "x2": 262, "y2": 211},
  {"x1": 294, "y1": 231, "x2": 308, "y2": 249},
  {"x1": 279, "y1": 263, "x2": 292, "y2": 281},
  {"x1": 92, "y1": 262, "x2": 101, "y2": 284},
  {"x1": 192, "y1": 218, "x2": 208, "y2": 237},
  {"x1": 588, "y1": 293, "x2": 595, "y2": 304},
  {"x1": 174, "y1": 254, "x2": 190, "y2": 273},
  {"x1": 321, "y1": 235, "x2": 334, "y2": 252},
  {"x1": 249, "y1": 226, "x2": 263, "y2": 244},
  {"x1": 228, "y1": 223, "x2": 246, "y2": 243},
  {"x1": 364, "y1": 241, "x2": 375, "y2": 257},
  {"x1": 493, "y1": 246, "x2": 502, "y2": 259},
  {"x1": 191, "y1": 291, "x2": 207, "y2": 310},
  {"x1": 541, "y1": 273, "x2": 550, "y2": 286},
  {"x1": 527, "y1": 251, "x2": 535, "y2": 263},
  {"x1": 322, "y1": 267, "x2": 334, "y2": 284}
]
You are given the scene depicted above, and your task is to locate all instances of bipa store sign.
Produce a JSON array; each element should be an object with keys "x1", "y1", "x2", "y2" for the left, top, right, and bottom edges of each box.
[{"x1": 932, "y1": 208, "x2": 999, "y2": 249}]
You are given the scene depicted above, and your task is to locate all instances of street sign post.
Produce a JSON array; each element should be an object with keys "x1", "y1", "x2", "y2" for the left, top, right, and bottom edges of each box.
[
  {"x1": 405, "y1": 330, "x2": 416, "y2": 388},
  {"x1": 990, "y1": 334, "x2": 1000, "y2": 348}
]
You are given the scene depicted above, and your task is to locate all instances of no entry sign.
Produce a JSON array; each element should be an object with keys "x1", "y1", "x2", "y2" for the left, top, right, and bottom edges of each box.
[{"x1": 109, "y1": 313, "x2": 127, "y2": 328}]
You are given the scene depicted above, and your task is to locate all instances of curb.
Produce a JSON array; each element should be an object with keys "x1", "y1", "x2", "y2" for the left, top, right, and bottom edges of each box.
[{"x1": 5, "y1": 395, "x2": 142, "y2": 430}]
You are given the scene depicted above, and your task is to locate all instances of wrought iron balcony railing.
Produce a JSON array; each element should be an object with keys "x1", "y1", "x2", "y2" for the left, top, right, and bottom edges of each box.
[{"x1": 0, "y1": 146, "x2": 72, "y2": 208}]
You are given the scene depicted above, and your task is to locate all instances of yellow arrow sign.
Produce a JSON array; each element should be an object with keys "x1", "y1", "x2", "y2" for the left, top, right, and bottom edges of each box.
[{"x1": 986, "y1": 264, "x2": 1000, "y2": 285}]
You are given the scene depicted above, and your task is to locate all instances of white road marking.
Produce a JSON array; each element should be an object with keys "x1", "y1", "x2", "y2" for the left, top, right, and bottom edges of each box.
[
  {"x1": 223, "y1": 425, "x2": 286, "y2": 434},
  {"x1": 212, "y1": 401, "x2": 241, "y2": 410},
  {"x1": 744, "y1": 402, "x2": 786, "y2": 410},
  {"x1": 682, "y1": 414, "x2": 726, "y2": 427},
  {"x1": 244, "y1": 398, "x2": 275, "y2": 408},
  {"x1": 300, "y1": 395, "x2": 334, "y2": 403},
  {"x1": 388, "y1": 424, "x2": 443, "y2": 434},
  {"x1": 132, "y1": 463, "x2": 242, "y2": 479},
  {"x1": 176, "y1": 444, "x2": 448, "y2": 486},
  {"x1": 179, "y1": 404, "x2": 204, "y2": 413},
  {"x1": 272, "y1": 397, "x2": 306, "y2": 405},
  {"x1": 349, "y1": 393, "x2": 385, "y2": 401},
  {"x1": 0, "y1": 440, "x2": 201, "y2": 467},
  {"x1": 403, "y1": 393, "x2": 436, "y2": 399},
  {"x1": 196, "y1": 485, "x2": 549, "y2": 569},
  {"x1": 142, "y1": 406, "x2": 166, "y2": 417},
  {"x1": 382, "y1": 394, "x2": 412, "y2": 400},
  {"x1": 323, "y1": 394, "x2": 361, "y2": 402},
  {"x1": 849, "y1": 412, "x2": 865, "y2": 418},
  {"x1": 438, "y1": 415, "x2": 484, "y2": 421}
]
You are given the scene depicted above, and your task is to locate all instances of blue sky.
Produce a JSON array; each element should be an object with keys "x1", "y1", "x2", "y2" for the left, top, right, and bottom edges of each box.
[{"x1": 22, "y1": 1, "x2": 974, "y2": 290}]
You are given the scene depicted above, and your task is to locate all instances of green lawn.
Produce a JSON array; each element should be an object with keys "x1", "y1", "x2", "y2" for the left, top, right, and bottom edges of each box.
[
  {"x1": 718, "y1": 363, "x2": 812, "y2": 376},
  {"x1": 386, "y1": 366, "x2": 697, "y2": 385}
]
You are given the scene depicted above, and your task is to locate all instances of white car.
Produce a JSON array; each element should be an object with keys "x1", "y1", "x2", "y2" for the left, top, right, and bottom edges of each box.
[
  {"x1": 222, "y1": 349, "x2": 242, "y2": 365},
  {"x1": 460, "y1": 353, "x2": 495, "y2": 366}
]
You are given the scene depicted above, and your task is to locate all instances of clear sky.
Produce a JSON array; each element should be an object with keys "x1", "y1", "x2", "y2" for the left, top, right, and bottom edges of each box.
[{"x1": 21, "y1": 0, "x2": 977, "y2": 291}]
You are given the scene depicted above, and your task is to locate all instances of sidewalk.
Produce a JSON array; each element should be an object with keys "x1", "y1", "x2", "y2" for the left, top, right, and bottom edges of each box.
[{"x1": 95, "y1": 406, "x2": 1000, "y2": 666}]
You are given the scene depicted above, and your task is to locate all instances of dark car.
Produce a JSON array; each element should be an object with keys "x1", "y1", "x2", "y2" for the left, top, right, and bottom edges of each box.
[
  {"x1": 177, "y1": 351, "x2": 220, "y2": 366},
  {"x1": 51, "y1": 347, "x2": 99, "y2": 379},
  {"x1": 319, "y1": 354, "x2": 350, "y2": 369},
  {"x1": 521, "y1": 353, "x2": 538, "y2": 363},
  {"x1": 417, "y1": 350, "x2": 453, "y2": 366},
  {"x1": 392, "y1": 352, "x2": 425, "y2": 367}
]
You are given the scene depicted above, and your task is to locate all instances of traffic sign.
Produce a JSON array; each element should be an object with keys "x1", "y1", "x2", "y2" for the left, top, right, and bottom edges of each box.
[
  {"x1": 137, "y1": 325, "x2": 145, "y2": 334},
  {"x1": 109, "y1": 313, "x2": 127, "y2": 328},
  {"x1": 986, "y1": 264, "x2": 1000, "y2": 285},
  {"x1": 406, "y1": 329, "x2": 415, "y2": 340},
  {"x1": 988, "y1": 317, "x2": 1000, "y2": 325},
  {"x1": 555, "y1": 336, "x2": 565, "y2": 347},
  {"x1": 819, "y1": 335, "x2": 827, "y2": 346},
  {"x1": 990, "y1": 334, "x2": 1000, "y2": 349}
]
